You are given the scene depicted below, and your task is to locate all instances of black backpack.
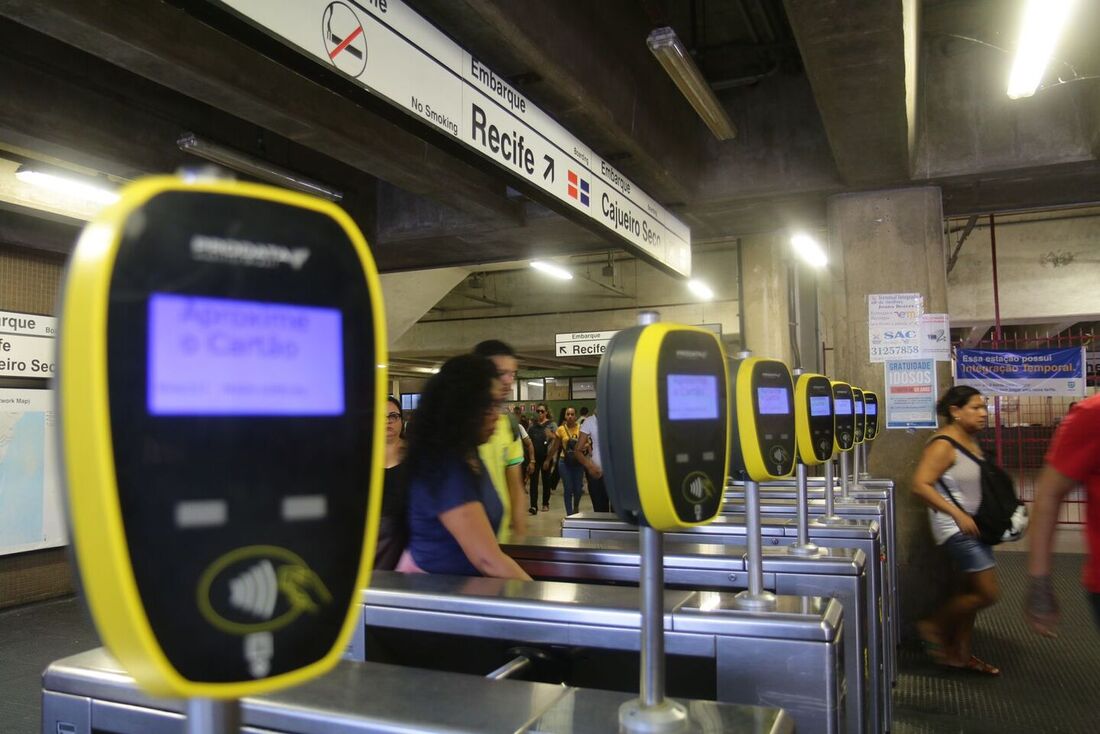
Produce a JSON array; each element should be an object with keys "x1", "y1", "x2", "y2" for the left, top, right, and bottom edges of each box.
[
  {"x1": 931, "y1": 435, "x2": 1022, "y2": 546},
  {"x1": 528, "y1": 419, "x2": 552, "y2": 456}
]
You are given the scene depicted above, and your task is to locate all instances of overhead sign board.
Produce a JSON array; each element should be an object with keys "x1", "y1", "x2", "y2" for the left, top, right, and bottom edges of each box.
[
  {"x1": 215, "y1": 0, "x2": 692, "y2": 276},
  {"x1": 556, "y1": 330, "x2": 619, "y2": 357},
  {"x1": 0, "y1": 310, "x2": 56, "y2": 379},
  {"x1": 868, "y1": 293, "x2": 923, "y2": 362}
]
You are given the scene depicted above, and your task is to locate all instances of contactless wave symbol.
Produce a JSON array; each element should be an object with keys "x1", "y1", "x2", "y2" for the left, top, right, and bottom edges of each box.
[
  {"x1": 567, "y1": 170, "x2": 590, "y2": 206},
  {"x1": 229, "y1": 560, "x2": 279, "y2": 620},
  {"x1": 687, "y1": 476, "x2": 705, "y2": 500}
]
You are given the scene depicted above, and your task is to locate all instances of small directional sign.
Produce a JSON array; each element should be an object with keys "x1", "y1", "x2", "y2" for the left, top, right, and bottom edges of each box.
[
  {"x1": 556, "y1": 330, "x2": 619, "y2": 357},
  {"x1": 542, "y1": 155, "x2": 555, "y2": 182}
]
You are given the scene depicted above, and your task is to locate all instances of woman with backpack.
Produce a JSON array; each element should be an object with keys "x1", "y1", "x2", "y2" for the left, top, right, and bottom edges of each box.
[
  {"x1": 912, "y1": 385, "x2": 1001, "y2": 676},
  {"x1": 545, "y1": 406, "x2": 585, "y2": 515}
]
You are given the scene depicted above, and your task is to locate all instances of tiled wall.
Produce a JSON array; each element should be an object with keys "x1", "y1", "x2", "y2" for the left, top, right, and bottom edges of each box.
[{"x1": 0, "y1": 244, "x2": 71, "y2": 608}]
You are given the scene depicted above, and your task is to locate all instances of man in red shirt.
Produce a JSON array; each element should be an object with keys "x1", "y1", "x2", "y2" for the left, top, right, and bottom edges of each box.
[{"x1": 1026, "y1": 394, "x2": 1100, "y2": 635}]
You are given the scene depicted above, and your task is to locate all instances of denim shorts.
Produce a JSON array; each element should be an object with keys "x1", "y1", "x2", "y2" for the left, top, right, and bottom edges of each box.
[{"x1": 943, "y1": 532, "x2": 996, "y2": 573}]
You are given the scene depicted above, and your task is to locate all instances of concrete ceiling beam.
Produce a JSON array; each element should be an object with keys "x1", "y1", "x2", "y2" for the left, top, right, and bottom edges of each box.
[
  {"x1": 782, "y1": 0, "x2": 916, "y2": 186},
  {"x1": 0, "y1": 0, "x2": 521, "y2": 225}
]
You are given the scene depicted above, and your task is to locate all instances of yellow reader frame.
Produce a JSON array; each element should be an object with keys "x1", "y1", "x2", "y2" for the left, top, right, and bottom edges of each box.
[
  {"x1": 734, "y1": 357, "x2": 794, "y2": 481},
  {"x1": 629, "y1": 323, "x2": 730, "y2": 530},
  {"x1": 830, "y1": 380, "x2": 854, "y2": 454},
  {"x1": 59, "y1": 176, "x2": 388, "y2": 698},
  {"x1": 794, "y1": 372, "x2": 831, "y2": 467}
]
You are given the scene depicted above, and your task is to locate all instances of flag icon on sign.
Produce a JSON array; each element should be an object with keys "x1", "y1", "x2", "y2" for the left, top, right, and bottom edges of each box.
[{"x1": 567, "y1": 170, "x2": 590, "y2": 207}]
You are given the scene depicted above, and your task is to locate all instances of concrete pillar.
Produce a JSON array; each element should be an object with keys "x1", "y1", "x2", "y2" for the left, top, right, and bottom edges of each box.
[
  {"x1": 820, "y1": 187, "x2": 953, "y2": 638},
  {"x1": 739, "y1": 233, "x2": 792, "y2": 363}
]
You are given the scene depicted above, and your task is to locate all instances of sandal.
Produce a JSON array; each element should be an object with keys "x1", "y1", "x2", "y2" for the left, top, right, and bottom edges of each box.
[
  {"x1": 542, "y1": 504, "x2": 549, "y2": 511},
  {"x1": 916, "y1": 621, "x2": 948, "y2": 665},
  {"x1": 953, "y1": 655, "x2": 1000, "y2": 676}
]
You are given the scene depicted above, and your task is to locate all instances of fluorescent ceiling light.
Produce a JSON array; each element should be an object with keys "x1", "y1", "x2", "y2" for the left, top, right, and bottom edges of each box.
[
  {"x1": 530, "y1": 260, "x2": 573, "y2": 280},
  {"x1": 177, "y1": 133, "x2": 344, "y2": 201},
  {"x1": 790, "y1": 234, "x2": 827, "y2": 268},
  {"x1": 14, "y1": 167, "x2": 119, "y2": 205},
  {"x1": 1007, "y1": 0, "x2": 1076, "y2": 99},
  {"x1": 687, "y1": 279, "x2": 714, "y2": 300},
  {"x1": 647, "y1": 27, "x2": 737, "y2": 141}
]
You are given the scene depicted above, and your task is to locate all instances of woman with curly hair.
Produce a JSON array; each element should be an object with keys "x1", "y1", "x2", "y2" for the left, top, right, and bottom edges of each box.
[{"x1": 397, "y1": 354, "x2": 531, "y2": 580}]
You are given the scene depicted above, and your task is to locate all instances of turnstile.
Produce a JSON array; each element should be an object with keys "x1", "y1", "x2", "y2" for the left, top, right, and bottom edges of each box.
[
  {"x1": 351, "y1": 571, "x2": 845, "y2": 734},
  {"x1": 561, "y1": 511, "x2": 892, "y2": 730},
  {"x1": 43, "y1": 647, "x2": 794, "y2": 734},
  {"x1": 504, "y1": 536, "x2": 873, "y2": 734},
  {"x1": 726, "y1": 480, "x2": 900, "y2": 657}
]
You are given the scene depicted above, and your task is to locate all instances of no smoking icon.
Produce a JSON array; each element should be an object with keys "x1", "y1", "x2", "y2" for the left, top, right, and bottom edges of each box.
[{"x1": 322, "y1": 2, "x2": 367, "y2": 77}]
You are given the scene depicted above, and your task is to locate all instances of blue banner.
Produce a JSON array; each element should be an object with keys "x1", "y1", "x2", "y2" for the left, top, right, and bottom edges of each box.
[{"x1": 955, "y1": 347, "x2": 1086, "y2": 396}]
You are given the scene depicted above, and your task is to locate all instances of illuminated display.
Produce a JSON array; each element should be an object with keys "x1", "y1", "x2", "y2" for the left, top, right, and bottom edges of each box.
[
  {"x1": 757, "y1": 387, "x2": 790, "y2": 415},
  {"x1": 865, "y1": 402, "x2": 877, "y2": 415},
  {"x1": 834, "y1": 398, "x2": 853, "y2": 415},
  {"x1": 148, "y1": 293, "x2": 344, "y2": 416},
  {"x1": 810, "y1": 395, "x2": 832, "y2": 417},
  {"x1": 667, "y1": 374, "x2": 719, "y2": 420}
]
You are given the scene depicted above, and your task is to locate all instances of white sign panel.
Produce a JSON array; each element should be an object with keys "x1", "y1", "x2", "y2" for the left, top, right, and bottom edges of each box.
[
  {"x1": 0, "y1": 310, "x2": 56, "y2": 379},
  {"x1": 0, "y1": 388, "x2": 66, "y2": 555},
  {"x1": 556, "y1": 330, "x2": 619, "y2": 357},
  {"x1": 919, "y1": 313, "x2": 951, "y2": 361},
  {"x1": 884, "y1": 359, "x2": 938, "y2": 429},
  {"x1": 217, "y1": 0, "x2": 692, "y2": 276},
  {"x1": 868, "y1": 293, "x2": 923, "y2": 362}
]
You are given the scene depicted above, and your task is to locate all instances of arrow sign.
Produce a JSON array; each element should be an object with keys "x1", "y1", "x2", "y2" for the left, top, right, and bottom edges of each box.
[
  {"x1": 542, "y1": 155, "x2": 555, "y2": 182},
  {"x1": 555, "y1": 330, "x2": 618, "y2": 357}
]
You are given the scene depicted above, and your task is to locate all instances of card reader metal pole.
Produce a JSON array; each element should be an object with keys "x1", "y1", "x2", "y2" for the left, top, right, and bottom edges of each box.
[
  {"x1": 735, "y1": 478, "x2": 776, "y2": 610},
  {"x1": 839, "y1": 451, "x2": 852, "y2": 500},
  {"x1": 818, "y1": 456, "x2": 845, "y2": 525},
  {"x1": 186, "y1": 699, "x2": 240, "y2": 734},
  {"x1": 859, "y1": 442, "x2": 871, "y2": 480},
  {"x1": 851, "y1": 440, "x2": 863, "y2": 492},
  {"x1": 789, "y1": 461, "x2": 820, "y2": 555}
]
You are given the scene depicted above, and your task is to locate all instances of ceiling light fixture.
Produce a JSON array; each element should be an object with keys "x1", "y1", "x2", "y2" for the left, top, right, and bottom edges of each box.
[
  {"x1": 1006, "y1": 0, "x2": 1077, "y2": 99},
  {"x1": 687, "y1": 279, "x2": 715, "y2": 300},
  {"x1": 530, "y1": 260, "x2": 573, "y2": 280},
  {"x1": 177, "y1": 133, "x2": 344, "y2": 201},
  {"x1": 646, "y1": 27, "x2": 737, "y2": 141},
  {"x1": 790, "y1": 234, "x2": 828, "y2": 268},
  {"x1": 14, "y1": 166, "x2": 120, "y2": 206}
]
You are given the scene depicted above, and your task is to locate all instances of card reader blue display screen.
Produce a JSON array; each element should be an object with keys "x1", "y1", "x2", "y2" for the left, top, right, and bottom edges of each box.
[
  {"x1": 757, "y1": 387, "x2": 790, "y2": 415},
  {"x1": 667, "y1": 374, "x2": 719, "y2": 420},
  {"x1": 147, "y1": 293, "x2": 344, "y2": 416},
  {"x1": 866, "y1": 403, "x2": 877, "y2": 415},
  {"x1": 810, "y1": 395, "x2": 832, "y2": 417},
  {"x1": 834, "y1": 398, "x2": 853, "y2": 415}
]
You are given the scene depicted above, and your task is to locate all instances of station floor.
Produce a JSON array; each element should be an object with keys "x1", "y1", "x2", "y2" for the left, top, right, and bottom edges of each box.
[{"x1": 2, "y1": 495, "x2": 1097, "y2": 733}]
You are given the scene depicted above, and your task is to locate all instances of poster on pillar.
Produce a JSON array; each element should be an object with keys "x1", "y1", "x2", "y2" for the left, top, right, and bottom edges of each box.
[
  {"x1": 884, "y1": 358, "x2": 938, "y2": 429},
  {"x1": 868, "y1": 293, "x2": 923, "y2": 363},
  {"x1": 919, "y1": 313, "x2": 951, "y2": 361},
  {"x1": 955, "y1": 348, "x2": 1087, "y2": 397}
]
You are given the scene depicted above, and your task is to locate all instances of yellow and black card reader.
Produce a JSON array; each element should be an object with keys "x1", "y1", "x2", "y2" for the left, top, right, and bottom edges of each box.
[
  {"x1": 851, "y1": 387, "x2": 866, "y2": 444},
  {"x1": 59, "y1": 177, "x2": 387, "y2": 699},
  {"x1": 831, "y1": 381, "x2": 855, "y2": 453},
  {"x1": 728, "y1": 358, "x2": 796, "y2": 480},
  {"x1": 596, "y1": 323, "x2": 730, "y2": 530},
  {"x1": 794, "y1": 373, "x2": 835, "y2": 466},
  {"x1": 863, "y1": 391, "x2": 880, "y2": 440}
]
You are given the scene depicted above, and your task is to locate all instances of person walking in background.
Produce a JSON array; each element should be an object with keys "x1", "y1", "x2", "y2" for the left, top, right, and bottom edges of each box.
[
  {"x1": 912, "y1": 386, "x2": 1002, "y2": 675},
  {"x1": 399, "y1": 355, "x2": 531, "y2": 580},
  {"x1": 546, "y1": 406, "x2": 584, "y2": 515},
  {"x1": 374, "y1": 396, "x2": 408, "y2": 570},
  {"x1": 1026, "y1": 394, "x2": 1100, "y2": 635},
  {"x1": 472, "y1": 340, "x2": 527, "y2": 541},
  {"x1": 575, "y1": 411, "x2": 610, "y2": 512},
  {"x1": 528, "y1": 403, "x2": 555, "y2": 514}
]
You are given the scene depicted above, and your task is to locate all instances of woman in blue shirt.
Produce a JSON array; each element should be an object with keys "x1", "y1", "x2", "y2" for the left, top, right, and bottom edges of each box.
[{"x1": 399, "y1": 354, "x2": 532, "y2": 580}]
